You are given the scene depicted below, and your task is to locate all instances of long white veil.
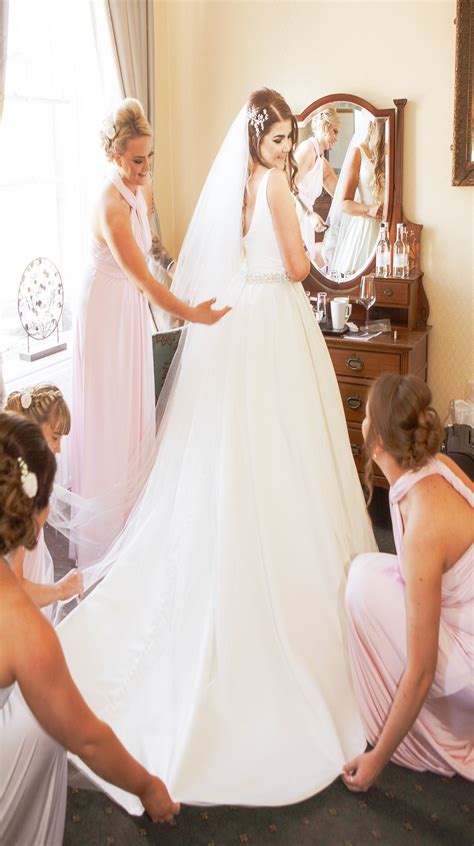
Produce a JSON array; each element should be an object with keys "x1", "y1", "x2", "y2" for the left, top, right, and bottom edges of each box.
[
  {"x1": 169, "y1": 105, "x2": 248, "y2": 307},
  {"x1": 56, "y1": 103, "x2": 250, "y2": 607}
]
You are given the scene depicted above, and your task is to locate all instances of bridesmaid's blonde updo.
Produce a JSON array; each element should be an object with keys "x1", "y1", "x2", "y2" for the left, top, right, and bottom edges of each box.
[
  {"x1": 364, "y1": 374, "x2": 444, "y2": 498},
  {"x1": 0, "y1": 414, "x2": 56, "y2": 555},
  {"x1": 311, "y1": 104, "x2": 340, "y2": 141},
  {"x1": 100, "y1": 98, "x2": 152, "y2": 162},
  {"x1": 5, "y1": 384, "x2": 71, "y2": 435}
]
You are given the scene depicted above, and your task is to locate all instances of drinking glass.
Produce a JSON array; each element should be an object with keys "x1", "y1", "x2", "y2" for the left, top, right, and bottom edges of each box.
[
  {"x1": 316, "y1": 292, "x2": 327, "y2": 322},
  {"x1": 358, "y1": 276, "x2": 376, "y2": 335}
]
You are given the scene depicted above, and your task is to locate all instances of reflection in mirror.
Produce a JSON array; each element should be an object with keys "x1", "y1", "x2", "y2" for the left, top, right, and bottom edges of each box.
[{"x1": 296, "y1": 101, "x2": 389, "y2": 284}]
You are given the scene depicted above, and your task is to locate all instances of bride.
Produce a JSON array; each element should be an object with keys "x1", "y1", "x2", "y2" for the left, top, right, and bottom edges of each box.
[{"x1": 58, "y1": 88, "x2": 377, "y2": 812}]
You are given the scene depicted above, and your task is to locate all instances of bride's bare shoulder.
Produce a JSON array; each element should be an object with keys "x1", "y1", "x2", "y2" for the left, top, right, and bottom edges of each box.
[{"x1": 267, "y1": 168, "x2": 293, "y2": 210}]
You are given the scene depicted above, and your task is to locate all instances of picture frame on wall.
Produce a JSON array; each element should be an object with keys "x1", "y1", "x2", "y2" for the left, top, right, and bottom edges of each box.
[{"x1": 452, "y1": 0, "x2": 474, "y2": 186}]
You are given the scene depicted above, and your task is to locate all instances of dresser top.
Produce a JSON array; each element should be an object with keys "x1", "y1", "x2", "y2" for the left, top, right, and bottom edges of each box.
[{"x1": 322, "y1": 326, "x2": 431, "y2": 351}]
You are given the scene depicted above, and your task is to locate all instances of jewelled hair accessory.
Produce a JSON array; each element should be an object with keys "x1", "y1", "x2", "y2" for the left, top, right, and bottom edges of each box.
[
  {"x1": 247, "y1": 106, "x2": 269, "y2": 139},
  {"x1": 17, "y1": 457, "x2": 38, "y2": 498}
]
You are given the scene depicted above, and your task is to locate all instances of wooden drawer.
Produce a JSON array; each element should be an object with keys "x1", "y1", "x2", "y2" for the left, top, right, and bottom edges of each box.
[
  {"x1": 348, "y1": 425, "x2": 388, "y2": 487},
  {"x1": 338, "y1": 381, "x2": 369, "y2": 423},
  {"x1": 375, "y1": 280, "x2": 409, "y2": 305},
  {"x1": 347, "y1": 426, "x2": 365, "y2": 471},
  {"x1": 329, "y1": 346, "x2": 401, "y2": 379}
]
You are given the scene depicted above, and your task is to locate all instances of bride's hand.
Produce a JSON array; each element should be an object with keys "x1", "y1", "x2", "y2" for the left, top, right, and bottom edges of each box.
[{"x1": 190, "y1": 298, "x2": 231, "y2": 325}]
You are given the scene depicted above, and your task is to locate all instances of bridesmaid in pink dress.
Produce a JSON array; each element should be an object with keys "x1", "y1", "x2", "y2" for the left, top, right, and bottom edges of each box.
[
  {"x1": 4, "y1": 385, "x2": 83, "y2": 621},
  {"x1": 71, "y1": 99, "x2": 229, "y2": 565},
  {"x1": 343, "y1": 374, "x2": 473, "y2": 791}
]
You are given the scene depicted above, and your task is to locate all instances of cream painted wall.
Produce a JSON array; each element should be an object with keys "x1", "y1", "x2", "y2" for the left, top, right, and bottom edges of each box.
[{"x1": 154, "y1": 0, "x2": 473, "y2": 413}]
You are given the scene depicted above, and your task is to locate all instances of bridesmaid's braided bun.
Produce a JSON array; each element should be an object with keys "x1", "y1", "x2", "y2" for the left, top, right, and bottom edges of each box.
[
  {"x1": 364, "y1": 374, "x2": 444, "y2": 497},
  {"x1": 5, "y1": 384, "x2": 71, "y2": 434},
  {"x1": 99, "y1": 98, "x2": 152, "y2": 162},
  {"x1": 0, "y1": 414, "x2": 56, "y2": 555}
]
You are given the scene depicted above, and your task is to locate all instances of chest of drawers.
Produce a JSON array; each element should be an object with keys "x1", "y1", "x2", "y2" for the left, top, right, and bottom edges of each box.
[{"x1": 324, "y1": 327, "x2": 430, "y2": 487}]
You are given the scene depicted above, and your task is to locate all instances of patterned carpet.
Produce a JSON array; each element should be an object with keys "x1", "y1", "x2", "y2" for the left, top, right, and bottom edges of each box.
[{"x1": 46, "y1": 489, "x2": 471, "y2": 846}]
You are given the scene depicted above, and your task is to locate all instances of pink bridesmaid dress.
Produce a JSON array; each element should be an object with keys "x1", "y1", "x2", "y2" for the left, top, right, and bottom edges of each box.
[
  {"x1": 346, "y1": 457, "x2": 473, "y2": 780},
  {"x1": 71, "y1": 169, "x2": 155, "y2": 566}
]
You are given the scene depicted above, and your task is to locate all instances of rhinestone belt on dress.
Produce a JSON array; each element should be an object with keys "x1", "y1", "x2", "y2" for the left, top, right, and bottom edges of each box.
[{"x1": 246, "y1": 270, "x2": 291, "y2": 284}]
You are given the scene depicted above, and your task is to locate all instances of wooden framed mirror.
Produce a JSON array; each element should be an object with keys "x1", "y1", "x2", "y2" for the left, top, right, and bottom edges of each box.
[
  {"x1": 295, "y1": 94, "x2": 395, "y2": 292},
  {"x1": 452, "y1": 0, "x2": 474, "y2": 186}
]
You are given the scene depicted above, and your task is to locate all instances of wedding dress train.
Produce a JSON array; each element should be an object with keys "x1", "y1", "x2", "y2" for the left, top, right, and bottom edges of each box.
[{"x1": 59, "y1": 158, "x2": 376, "y2": 812}]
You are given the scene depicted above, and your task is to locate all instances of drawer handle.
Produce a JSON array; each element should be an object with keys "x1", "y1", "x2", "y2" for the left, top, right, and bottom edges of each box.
[
  {"x1": 351, "y1": 443, "x2": 361, "y2": 457},
  {"x1": 346, "y1": 355, "x2": 363, "y2": 371},
  {"x1": 347, "y1": 395, "x2": 362, "y2": 410},
  {"x1": 384, "y1": 287, "x2": 394, "y2": 296}
]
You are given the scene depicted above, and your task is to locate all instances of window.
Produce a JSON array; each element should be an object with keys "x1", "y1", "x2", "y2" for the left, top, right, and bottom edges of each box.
[{"x1": 0, "y1": 0, "x2": 120, "y2": 351}]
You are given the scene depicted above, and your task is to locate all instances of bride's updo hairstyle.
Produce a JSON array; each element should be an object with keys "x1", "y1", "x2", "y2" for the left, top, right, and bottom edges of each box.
[
  {"x1": 364, "y1": 374, "x2": 443, "y2": 499},
  {"x1": 100, "y1": 98, "x2": 152, "y2": 163},
  {"x1": 247, "y1": 88, "x2": 299, "y2": 194},
  {"x1": 0, "y1": 413, "x2": 56, "y2": 555}
]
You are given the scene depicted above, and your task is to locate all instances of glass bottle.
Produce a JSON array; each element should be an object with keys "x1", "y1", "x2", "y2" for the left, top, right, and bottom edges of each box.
[
  {"x1": 375, "y1": 222, "x2": 387, "y2": 277},
  {"x1": 316, "y1": 291, "x2": 327, "y2": 322},
  {"x1": 392, "y1": 223, "x2": 405, "y2": 278},
  {"x1": 401, "y1": 224, "x2": 409, "y2": 277},
  {"x1": 384, "y1": 224, "x2": 392, "y2": 276}
]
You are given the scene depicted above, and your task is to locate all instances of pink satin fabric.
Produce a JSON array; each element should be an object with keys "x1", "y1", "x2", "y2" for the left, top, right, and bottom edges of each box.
[
  {"x1": 346, "y1": 458, "x2": 473, "y2": 779},
  {"x1": 70, "y1": 169, "x2": 154, "y2": 566}
]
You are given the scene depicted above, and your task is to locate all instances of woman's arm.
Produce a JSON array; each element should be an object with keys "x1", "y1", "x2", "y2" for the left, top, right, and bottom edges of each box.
[
  {"x1": 294, "y1": 140, "x2": 317, "y2": 185},
  {"x1": 100, "y1": 191, "x2": 228, "y2": 325},
  {"x1": 343, "y1": 502, "x2": 444, "y2": 792},
  {"x1": 339, "y1": 148, "x2": 381, "y2": 219},
  {"x1": 2, "y1": 568, "x2": 179, "y2": 821},
  {"x1": 11, "y1": 546, "x2": 84, "y2": 607},
  {"x1": 322, "y1": 158, "x2": 338, "y2": 197},
  {"x1": 267, "y1": 169, "x2": 310, "y2": 282}
]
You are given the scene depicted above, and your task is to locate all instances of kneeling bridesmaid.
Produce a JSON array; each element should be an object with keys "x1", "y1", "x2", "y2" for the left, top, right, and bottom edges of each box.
[{"x1": 343, "y1": 374, "x2": 473, "y2": 792}]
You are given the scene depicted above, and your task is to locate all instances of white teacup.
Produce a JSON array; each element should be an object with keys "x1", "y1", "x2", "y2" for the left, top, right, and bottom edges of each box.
[{"x1": 330, "y1": 298, "x2": 352, "y2": 331}]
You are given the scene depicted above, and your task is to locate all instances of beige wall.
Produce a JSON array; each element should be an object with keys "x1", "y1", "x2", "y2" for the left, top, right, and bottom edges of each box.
[{"x1": 154, "y1": 0, "x2": 473, "y2": 413}]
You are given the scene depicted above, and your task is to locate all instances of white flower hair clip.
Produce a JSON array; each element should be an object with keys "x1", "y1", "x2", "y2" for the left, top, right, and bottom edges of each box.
[
  {"x1": 17, "y1": 456, "x2": 38, "y2": 498},
  {"x1": 20, "y1": 388, "x2": 33, "y2": 410},
  {"x1": 248, "y1": 106, "x2": 269, "y2": 139},
  {"x1": 104, "y1": 119, "x2": 117, "y2": 142}
]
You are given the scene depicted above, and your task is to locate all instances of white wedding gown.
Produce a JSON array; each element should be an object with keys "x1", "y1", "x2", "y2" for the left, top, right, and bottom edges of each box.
[
  {"x1": 58, "y1": 167, "x2": 377, "y2": 812},
  {"x1": 329, "y1": 146, "x2": 380, "y2": 277}
]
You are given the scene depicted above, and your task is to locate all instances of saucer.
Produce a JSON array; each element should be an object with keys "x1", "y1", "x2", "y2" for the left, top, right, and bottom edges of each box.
[{"x1": 321, "y1": 324, "x2": 350, "y2": 336}]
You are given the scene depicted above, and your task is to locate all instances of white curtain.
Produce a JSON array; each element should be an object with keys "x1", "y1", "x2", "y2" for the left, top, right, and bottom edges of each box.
[
  {"x1": 104, "y1": 0, "x2": 155, "y2": 124},
  {"x1": 0, "y1": 0, "x2": 8, "y2": 122},
  {"x1": 103, "y1": 0, "x2": 164, "y2": 241},
  {"x1": 102, "y1": 0, "x2": 172, "y2": 295}
]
